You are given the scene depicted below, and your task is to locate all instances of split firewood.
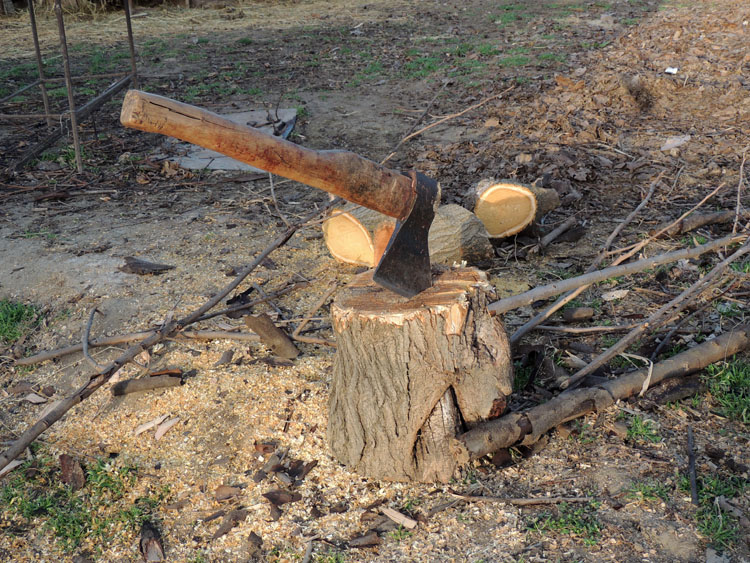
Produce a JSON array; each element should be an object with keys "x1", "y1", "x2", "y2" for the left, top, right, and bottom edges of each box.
[
  {"x1": 467, "y1": 179, "x2": 560, "y2": 238},
  {"x1": 322, "y1": 203, "x2": 494, "y2": 267},
  {"x1": 244, "y1": 312, "x2": 300, "y2": 359}
]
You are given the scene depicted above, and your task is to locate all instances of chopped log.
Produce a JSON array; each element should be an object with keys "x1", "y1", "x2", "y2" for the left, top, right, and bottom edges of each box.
[
  {"x1": 322, "y1": 203, "x2": 494, "y2": 267},
  {"x1": 328, "y1": 268, "x2": 513, "y2": 482},
  {"x1": 467, "y1": 179, "x2": 560, "y2": 238}
]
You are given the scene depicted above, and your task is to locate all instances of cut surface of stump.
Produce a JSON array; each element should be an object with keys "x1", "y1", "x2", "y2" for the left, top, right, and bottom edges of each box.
[
  {"x1": 322, "y1": 203, "x2": 493, "y2": 267},
  {"x1": 328, "y1": 268, "x2": 513, "y2": 482},
  {"x1": 469, "y1": 179, "x2": 560, "y2": 238}
]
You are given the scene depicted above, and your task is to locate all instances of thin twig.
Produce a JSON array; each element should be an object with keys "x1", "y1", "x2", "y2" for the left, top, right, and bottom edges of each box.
[
  {"x1": 398, "y1": 85, "x2": 514, "y2": 146},
  {"x1": 252, "y1": 282, "x2": 285, "y2": 319},
  {"x1": 734, "y1": 147, "x2": 748, "y2": 234},
  {"x1": 535, "y1": 324, "x2": 639, "y2": 334},
  {"x1": 82, "y1": 307, "x2": 105, "y2": 370},
  {"x1": 448, "y1": 491, "x2": 593, "y2": 506},
  {"x1": 269, "y1": 173, "x2": 292, "y2": 227},
  {"x1": 491, "y1": 232, "x2": 746, "y2": 316},
  {"x1": 560, "y1": 236, "x2": 750, "y2": 389},
  {"x1": 687, "y1": 425, "x2": 699, "y2": 505},
  {"x1": 511, "y1": 174, "x2": 662, "y2": 344},
  {"x1": 292, "y1": 282, "x2": 338, "y2": 338},
  {"x1": 0, "y1": 201, "x2": 338, "y2": 472},
  {"x1": 381, "y1": 83, "x2": 447, "y2": 165}
]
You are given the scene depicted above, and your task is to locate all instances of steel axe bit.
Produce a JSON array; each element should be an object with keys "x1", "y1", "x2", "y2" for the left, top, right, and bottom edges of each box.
[{"x1": 120, "y1": 90, "x2": 441, "y2": 297}]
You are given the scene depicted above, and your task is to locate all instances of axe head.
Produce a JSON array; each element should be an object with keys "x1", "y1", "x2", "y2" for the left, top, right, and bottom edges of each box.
[{"x1": 373, "y1": 171, "x2": 440, "y2": 297}]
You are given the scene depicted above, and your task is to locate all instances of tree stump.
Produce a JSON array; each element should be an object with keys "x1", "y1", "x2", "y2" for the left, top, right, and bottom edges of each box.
[{"x1": 328, "y1": 268, "x2": 513, "y2": 482}]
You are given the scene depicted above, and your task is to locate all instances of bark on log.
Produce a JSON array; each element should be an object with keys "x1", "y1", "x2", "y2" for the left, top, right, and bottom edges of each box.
[
  {"x1": 328, "y1": 268, "x2": 513, "y2": 482},
  {"x1": 322, "y1": 203, "x2": 494, "y2": 267},
  {"x1": 467, "y1": 179, "x2": 560, "y2": 238},
  {"x1": 454, "y1": 324, "x2": 750, "y2": 461}
]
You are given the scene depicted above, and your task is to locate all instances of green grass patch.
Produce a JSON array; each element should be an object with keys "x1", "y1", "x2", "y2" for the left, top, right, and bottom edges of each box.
[
  {"x1": 236, "y1": 37, "x2": 253, "y2": 45},
  {"x1": 703, "y1": 359, "x2": 750, "y2": 423},
  {"x1": 402, "y1": 56, "x2": 444, "y2": 78},
  {"x1": 513, "y1": 361, "x2": 534, "y2": 392},
  {"x1": 499, "y1": 55, "x2": 531, "y2": 67},
  {"x1": 626, "y1": 479, "x2": 671, "y2": 503},
  {"x1": 618, "y1": 413, "x2": 661, "y2": 443},
  {"x1": 1, "y1": 452, "x2": 165, "y2": 552},
  {"x1": 527, "y1": 502, "x2": 602, "y2": 546},
  {"x1": 679, "y1": 473, "x2": 748, "y2": 549},
  {"x1": 538, "y1": 52, "x2": 567, "y2": 63},
  {"x1": 0, "y1": 300, "x2": 38, "y2": 344}
]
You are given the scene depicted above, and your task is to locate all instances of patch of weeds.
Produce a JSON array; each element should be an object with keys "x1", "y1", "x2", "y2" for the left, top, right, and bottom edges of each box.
[
  {"x1": 499, "y1": 55, "x2": 531, "y2": 67},
  {"x1": 22, "y1": 228, "x2": 57, "y2": 241},
  {"x1": 1, "y1": 452, "x2": 156, "y2": 552},
  {"x1": 477, "y1": 43, "x2": 499, "y2": 56},
  {"x1": 295, "y1": 105, "x2": 309, "y2": 120},
  {"x1": 679, "y1": 473, "x2": 748, "y2": 549},
  {"x1": 388, "y1": 525, "x2": 413, "y2": 542},
  {"x1": 362, "y1": 61, "x2": 384, "y2": 75},
  {"x1": 538, "y1": 52, "x2": 567, "y2": 63},
  {"x1": 621, "y1": 413, "x2": 661, "y2": 443},
  {"x1": 48, "y1": 86, "x2": 69, "y2": 99},
  {"x1": 626, "y1": 479, "x2": 670, "y2": 503},
  {"x1": 401, "y1": 497, "x2": 421, "y2": 513},
  {"x1": 450, "y1": 59, "x2": 487, "y2": 77},
  {"x1": 581, "y1": 40, "x2": 610, "y2": 49},
  {"x1": 527, "y1": 502, "x2": 602, "y2": 546},
  {"x1": 515, "y1": 76, "x2": 530, "y2": 85},
  {"x1": 570, "y1": 419, "x2": 597, "y2": 444},
  {"x1": 402, "y1": 56, "x2": 444, "y2": 78},
  {"x1": 236, "y1": 37, "x2": 253, "y2": 45},
  {"x1": 0, "y1": 300, "x2": 39, "y2": 344},
  {"x1": 513, "y1": 361, "x2": 534, "y2": 392},
  {"x1": 730, "y1": 260, "x2": 750, "y2": 273},
  {"x1": 703, "y1": 359, "x2": 750, "y2": 423},
  {"x1": 681, "y1": 234, "x2": 708, "y2": 246},
  {"x1": 623, "y1": 17, "x2": 639, "y2": 25},
  {"x1": 599, "y1": 335, "x2": 618, "y2": 348},
  {"x1": 243, "y1": 86, "x2": 263, "y2": 96},
  {"x1": 716, "y1": 301, "x2": 744, "y2": 319}
]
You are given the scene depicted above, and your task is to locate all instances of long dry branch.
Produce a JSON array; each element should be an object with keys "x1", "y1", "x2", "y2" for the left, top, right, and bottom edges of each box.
[
  {"x1": 488, "y1": 233, "x2": 746, "y2": 316},
  {"x1": 455, "y1": 323, "x2": 750, "y2": 460},
  {"x1": 0, "y1": 202, "x2": 336, "y2": 472},
  {"x1": 560, "y1": 236, "x2": 750, "y2": 389}
]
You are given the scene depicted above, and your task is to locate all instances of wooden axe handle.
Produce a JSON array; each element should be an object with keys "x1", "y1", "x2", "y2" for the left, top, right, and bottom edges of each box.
[{"x1": 120, "y1": 90, "x2": 415, "y2": 219}]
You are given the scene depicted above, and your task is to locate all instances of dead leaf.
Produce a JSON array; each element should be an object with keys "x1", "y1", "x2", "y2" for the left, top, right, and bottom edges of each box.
[
  {"x1": 213, "y1": 349, "x2": 234, "y2": 367},
  {"x1": 349, "y1": 531, "x2": 382, "y2": 548},
  {"x1": 660, "y1": 135, "x2": 690, "y2": 151},
  {"x1": 601, "y1": 289, "x2": 630, "y2": 302},
  {"x1": 212, "y1": 509, "x2": 248, "y2": 540},
  {"x1": 215, "y1": 485, "x2": 242, "y2": 501},
  {"x1": 59, "y1": 454, "x2": 85, "y2": 490},
  {"x1": 24, "y1": 392, "x2": 47, "y2": 404},
  {"x1": 484, "y1": 117, "x2": 500, "y2": 128},
  {"x1": 263, "y1": 489, "x2": 302, "y2": 506}
]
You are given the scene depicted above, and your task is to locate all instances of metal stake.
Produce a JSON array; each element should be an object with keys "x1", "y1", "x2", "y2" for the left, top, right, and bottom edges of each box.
[
  {"x1": 28, "y1": 0, "x2": 53, "y2": 128},
  {"x1": 54, "y1": 0, "x2": 83, "y2": 174},
  {"x1": 123, "y1": 0, "x2": 139, "y2": 88}
]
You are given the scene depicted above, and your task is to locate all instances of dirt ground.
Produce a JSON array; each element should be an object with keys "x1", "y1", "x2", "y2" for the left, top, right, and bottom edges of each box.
[{"x1": 1, "y1": 0, "x2": 749, "y2": 561}]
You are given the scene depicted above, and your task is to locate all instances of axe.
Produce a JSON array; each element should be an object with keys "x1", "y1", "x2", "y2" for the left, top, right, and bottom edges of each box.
[{"x1": 120, "y1": 90, "x2": 439, "y2": 297}]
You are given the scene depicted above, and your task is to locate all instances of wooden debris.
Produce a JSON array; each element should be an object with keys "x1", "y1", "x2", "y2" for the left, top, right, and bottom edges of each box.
[
  {"x1": 263, "y1": 489, "x2": 302, "y2": 506},
  {"x1": 563, "y1": 307, "x2": 595, "y2": 322},
  {"x1": 119, "y1": 256, "x2": 175, "y2": 275},
  {"x1": 246, "y1": 532, "x2": 263, "y2": 558},
  {"x1": 59, "y1": 454, "x2": 85, "y2": 490},
  {"x1": 449, "y1": 491, "x2": 593, "y2": 506},
  {"x1": 111, "y1": 374, "x2": 183, "y2": 396},
  {"x1": 349, "y1": 531, "x2": 382, "y2": 548},
  {"x1": 134, "y1": 414, "x2": 170, "y2": 436},
  {"x1": 651, "y1": 209, "x2": 750, "y2": 236},
  {"x1": 468, "y1": 179, "x2": 559, "y2": 238},
  {"x1": 328, "y1": 268, "x2": 512, "y2": 482},
  {"x1": 322, "y1": 203, "x2": 494, "y2": 267},
  {"x1": 244, "y1": 313, "x2": 299, "y2": 359},
  {"x1": 381, "y1": 507, "x2": 417, "y2": 530},
  {"x1": 213, "y1": 349, "x2": 234, "y2": 367},
  {"x1": 154, "y1": 417, "x2": 180, "y2": 441},
  {"x1": 139, "y1": 521, "x2": 165, "y2": 562},
  {"x1": 215, "y1": 485, "x2": 242, "y2": 502},
  {"x1": 212, "y1": 509, "x2": 248, "y2": 540}
]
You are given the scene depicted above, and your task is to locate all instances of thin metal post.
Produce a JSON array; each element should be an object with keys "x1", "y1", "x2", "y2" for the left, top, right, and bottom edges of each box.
[
  {"x1": 28, "y1": 0, "x2": 53, "y2": 128},
  {"x1": 123, "y1": 0, "x2": 139, "y2": 89},
  {"x1": 54, "y1": 0, "x2": 83, "y2": 174}
]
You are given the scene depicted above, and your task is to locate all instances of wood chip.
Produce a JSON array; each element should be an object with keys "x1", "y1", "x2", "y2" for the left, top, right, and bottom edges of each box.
[
  {"x1": 263, "y1": 489, "x2": 302, "y2": 506},
  {"x1": 215, "y1": 485, "x2": 242, "y2": 501},
  {"x1": 59, "y1": 454, "x2": 85, "y2": 491},
  {"x1": 381, "y1": 507, "x2": 417, "y2": 529},
  {"x1": 24, "y1": 392, "x2": 47, "y2": 404},
  {"x1": 154, "y1": 417, "x2": 180, "y2": 441},
  {"x1": 349, "y1": 531, "x2": 382, "y2": 548},
  {"x1": 134, "y1": 414, "x2": 170, "y2": 436},
  {"x1": 212, "y1": 509, "x2": 248, "y2": 540}
]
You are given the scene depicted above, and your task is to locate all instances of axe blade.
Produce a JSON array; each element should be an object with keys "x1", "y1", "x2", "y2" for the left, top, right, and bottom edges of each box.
[{"x1": 373, "y1": 171, "x2": 440, "y2": 297}]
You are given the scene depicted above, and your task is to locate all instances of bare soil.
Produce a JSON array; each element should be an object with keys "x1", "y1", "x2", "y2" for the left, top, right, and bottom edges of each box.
[{"x1": 1, "y1": 1, "x2": 749, "y2": 562}]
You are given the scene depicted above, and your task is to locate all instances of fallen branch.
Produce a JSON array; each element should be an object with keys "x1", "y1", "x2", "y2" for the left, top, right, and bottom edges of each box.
[
  {"x1": 653, "y1": 209, "x2": 750, "y2": 237},
  {"x1": 0, "y1": 202, "x2": 336, "y2": 472},
  {"x1": 111, "y1": 374, "x2": 182, "y2": 396},
  {"x1": 560, "y1": 236, "x2": 750, "y2": 389},
  {"x1": 489, "y1": 233, "x2": 746, "y2": 316},
  {"x1": 448, "y1": 491, "x2": 593, "y2": 506},
  {"x1": 455, "y1": 324, "x2": 750, "y2": 460}
]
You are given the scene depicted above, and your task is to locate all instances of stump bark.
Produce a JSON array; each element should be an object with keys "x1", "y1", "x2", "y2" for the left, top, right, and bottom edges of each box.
[{"x1": 328, "y1": 268, "x2": 513, "y2": 482}]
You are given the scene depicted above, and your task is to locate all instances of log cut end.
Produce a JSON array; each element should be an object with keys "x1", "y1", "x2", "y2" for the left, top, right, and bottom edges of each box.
[
  {"x1": 471, "y1": 180, "x2": 537, "y2": 238},
  {"x1": 328, "y1": 268, "x2": 513, "y2": 482}
]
